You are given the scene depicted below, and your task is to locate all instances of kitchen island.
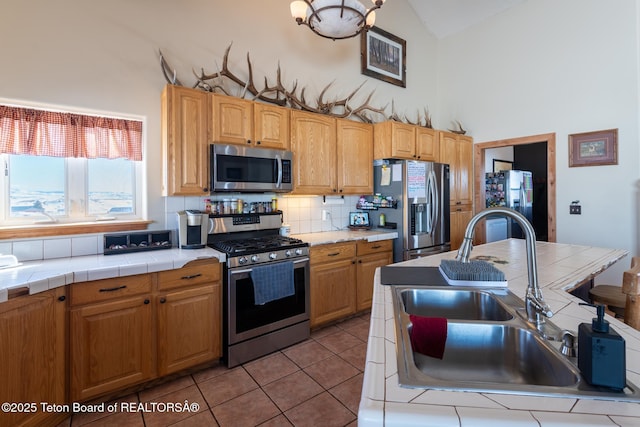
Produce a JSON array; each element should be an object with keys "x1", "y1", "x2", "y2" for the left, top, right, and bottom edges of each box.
[{"x1": 359, "y1": 239, "x2": 640, "y2": 427}]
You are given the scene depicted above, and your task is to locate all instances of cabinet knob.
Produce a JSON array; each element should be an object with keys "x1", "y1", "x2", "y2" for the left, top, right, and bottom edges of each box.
[
  {"x1": 160, "y1": 297, "x2": 167, "y2": 304},
  {"x1": 358, "y1": 260, "x2": 362, "y2": 264},
  {"x1": 144, "y1": 299, "x2": 150, "y2": 304},
  {"x1": 256, "y1": 140, "x2": 261, "y2": 145},
  {"x1": 203, "y1": 187, "x2": 209, "y2": 192},
  {"x1": 58, "y1": 295, "x2": 66, "y2": 302},
  {"x1": 247, "y1": 140, "x2": 251, "y2": 144}
]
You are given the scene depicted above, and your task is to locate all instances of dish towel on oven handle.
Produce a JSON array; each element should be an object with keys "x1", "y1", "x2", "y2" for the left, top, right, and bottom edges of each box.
[{"x1": 250, "y1": 261, "x2": 295, "y2": 305}]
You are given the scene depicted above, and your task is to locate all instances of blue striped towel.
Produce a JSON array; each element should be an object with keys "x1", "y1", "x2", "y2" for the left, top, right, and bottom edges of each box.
[{"x1": 250, "y1": 261, "x2": 295, "y2": 305}]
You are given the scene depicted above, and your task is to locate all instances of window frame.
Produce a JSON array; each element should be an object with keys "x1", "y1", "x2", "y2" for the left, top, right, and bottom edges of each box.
[{"x1": 0, "y1": 98, "x2": 147, "y2": 232}]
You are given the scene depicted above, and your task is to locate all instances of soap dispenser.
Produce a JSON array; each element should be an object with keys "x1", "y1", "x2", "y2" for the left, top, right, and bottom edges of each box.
[{"x1": 578, "y1": 303, "x2": 626, "y2": 390}]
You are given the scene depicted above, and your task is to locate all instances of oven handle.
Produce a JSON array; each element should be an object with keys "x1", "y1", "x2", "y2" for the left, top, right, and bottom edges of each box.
[{"x1": 229, "y1": 257, "x2": 309, "y2": 275}]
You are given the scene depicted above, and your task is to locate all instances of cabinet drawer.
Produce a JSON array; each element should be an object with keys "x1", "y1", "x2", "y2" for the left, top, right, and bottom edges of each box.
[
  {"x1": 157, "y1": 262, "x2": 221, "y2": 291},
  {"x1": 70, "y1": 274, "x2": 152, "y2": 306},
  {"x1": 310, "y1": 242, "x2": 356, "y2": 265},
  {"x1": 356, "y1": 239, "x2": 393, "y2": 256}
]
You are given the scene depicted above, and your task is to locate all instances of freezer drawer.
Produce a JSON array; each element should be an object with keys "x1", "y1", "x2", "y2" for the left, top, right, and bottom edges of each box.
[{"x1": 486, "y1": 217, "x2": 508, "y2": 243}]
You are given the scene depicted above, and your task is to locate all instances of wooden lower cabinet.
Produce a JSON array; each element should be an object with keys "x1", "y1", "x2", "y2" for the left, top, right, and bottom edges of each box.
[
  {"x1": 157, "y1": 284, "x2": 220, "y2": 376},
  {"x1": 70, "y1": 294, "x2": 154, "y2": 401},
  {"x1": 70, "y1": 261, "x2": 222, "y2": 402},
  {"x1": 356, "y1": 241, "x2": 393, "y2": 311},
  {"x1": 0, "y1": 287, "x2": 67, "y2": 427},
  {"x1": 450, "y1": 207, "x2": 473, "y2": 251},
  {"x1": 310, "y1": 240, "x2": 393, "y2": 327}
]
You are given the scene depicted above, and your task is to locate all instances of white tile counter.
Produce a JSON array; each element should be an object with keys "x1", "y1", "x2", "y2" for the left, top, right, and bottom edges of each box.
[
  {"x1": 0, "y1": 247, "x2": 225, "y2": 302},
  {"x1": 291, "y1": 229, "x2": 398, "y2": 246},
  {"x1": 359, "y1": 239, "x2": 640, "y2": 427}
]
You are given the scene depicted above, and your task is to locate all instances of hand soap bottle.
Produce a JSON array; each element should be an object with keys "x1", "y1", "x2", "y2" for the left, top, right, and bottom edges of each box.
[{"x1": 578, "y1": 303, "x2": 626, "y2": 390}]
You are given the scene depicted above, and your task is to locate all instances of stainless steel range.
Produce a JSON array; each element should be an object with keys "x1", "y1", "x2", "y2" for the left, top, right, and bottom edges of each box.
[{"x1": 208, "y1": 212, "x2": 310, "y2": 367}]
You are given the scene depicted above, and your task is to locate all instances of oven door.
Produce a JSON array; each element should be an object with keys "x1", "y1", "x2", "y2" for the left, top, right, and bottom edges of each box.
[{"x1": 227, "y1": 257, "x2": 309, "y2": 345}]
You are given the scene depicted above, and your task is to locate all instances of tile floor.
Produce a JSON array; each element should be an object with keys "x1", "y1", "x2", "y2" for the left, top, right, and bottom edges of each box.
[{"x1": 57, "y1": 312, "x2": 371, "y2": 427}]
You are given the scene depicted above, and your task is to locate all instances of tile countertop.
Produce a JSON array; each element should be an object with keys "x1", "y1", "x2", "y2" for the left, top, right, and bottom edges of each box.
[
  {"x1": 291, "y1": 229, "x2": 398, "y2": 246},
  {"x1": 359, "y1": 239, "x2": 640, "y2": 427},
  {"x1": 0, "y1": 247, "x2": 225, "y2": 303}
]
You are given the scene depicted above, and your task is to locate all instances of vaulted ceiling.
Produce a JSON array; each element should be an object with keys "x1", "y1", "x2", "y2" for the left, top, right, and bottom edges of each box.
[{"x1": 406, "y1": 0, "x2": 526, "y2": 39}]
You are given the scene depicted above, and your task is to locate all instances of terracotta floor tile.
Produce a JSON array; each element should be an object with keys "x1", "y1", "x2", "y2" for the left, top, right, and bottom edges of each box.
[
  {"x1": 329, "y1": 373, "x2": 364, "y2": 414},
  {"x1": 168, "y1": 410, "x2": 219, "y2": 427},
  {"x1": 335, "y1": 315, "x2": 368, "y2": 331},
  {"x1": 198, "y1": 367, "x2": 258, "y2": 407},
  {"x1": 139, "y1": 375, "x2": 195, "y2": 402},
  {"x1": 310, "y1": 324, "x2": 340, "y2": 339},
  {"x1": 141, "y1": 384, "x2": 207, "y2": 427},
  {"x1": 282, "y1": 340, "x2": 334, "y2": 368},
  {"x1": 303, "y1": 355, "x2": 360, "y2": 389},
  {"x1": 243, "y1": 351, "x2": 300, "y2": 386},
  {"x1": 338, "y1": 342, "x2": 367, "y2": 371},
  {"x1": 262, "y1": 370, "x2": 324, "y2": 412},
  {"x1": 258, "y1": 414, "x2": 293, "y2": 426},
  {"x1": 315, "y1": 329, "x2": 363, "y2": 354},
  {"x1": 284, "y1": 392, "x2": 355, "y2": 427},
  {"x1": 212, "y1": 388, "x2": 280, "y2": 427},
  {"x1": 80, "y1": 410, "x2": 144, "y2": 427},
  {"x1": 71, "y1": 393, "x2": 138, "y2": 426},
  {"x1": 192, "y1": 362, "x2": 229, "y2": 384},
  {"x1": 341, "y1": 319, "x2": 371, "y2": 342}
]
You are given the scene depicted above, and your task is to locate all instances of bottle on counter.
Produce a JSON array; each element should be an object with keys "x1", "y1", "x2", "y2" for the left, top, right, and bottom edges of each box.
[
  {"x1": 204, "y1": 198, "x2": 212, "y2": 213},
  {"x1": 379, "y1": 213, "x2": 386, "y2": 227},
  {"x1": 272, "y1": 197, "x2": 278, "y2": 212}
]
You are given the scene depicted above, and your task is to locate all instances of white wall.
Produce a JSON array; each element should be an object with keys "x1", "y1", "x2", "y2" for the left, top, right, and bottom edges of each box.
[
  {"x1": 484, "y1": 147, "x2": 514, "y2": 174},
  {"x1": 437, "y1": 0, "x2": 640, "y2": 283}
]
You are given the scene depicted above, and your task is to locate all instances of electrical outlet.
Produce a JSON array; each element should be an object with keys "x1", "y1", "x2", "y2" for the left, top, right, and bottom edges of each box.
[
  {"x1": 570, "y1": 205, "x2": 581, "y2": 215},
  {"x1": 322, "y1": 210, "x2": 330, "y2": 221}
]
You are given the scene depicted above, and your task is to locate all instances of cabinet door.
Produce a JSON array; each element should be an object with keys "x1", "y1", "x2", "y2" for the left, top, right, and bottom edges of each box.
[
  {"x1": 356, "y1": 251, "x2": 393, "y2": 311},
  {"x1": 157, "y1": 284, "x2": 221, "y2": 376},
  {"x1": 310, "y1": 258, "x2": 357, "y2": 327},
  {"x1": 456, "y1": 136, "x2": 473, "y2": 206},
  {"x1": 290, "y1": 111, "x2": 337, "y2": 194},
  {"x1": 337, "y1": 119, "x2": 373, "y2": 194},
  {"x1": 70, "y1": 295, "x2": 153, "y2": 401},
  {"x1": 415, "y1": 127, "x2": 439, "y2": 162},
  {"x1": 162, "y1": 85, "x2": 209, "y2": 196},
  {"x1": 212, "y1": 94, "x2": 253, "y2": 145},
  {"x1": 450, "y1": 208, "x2": 473, "y2": 251},
  {"x1": 254, "y1": 103, "x2": 290, "y2": 149},
  {"x1": 439, "y1": 132, "x2": 459, "y2": 204},
  {"x1": 0, "y1": 288, "x2": 66, "y2": 427}
]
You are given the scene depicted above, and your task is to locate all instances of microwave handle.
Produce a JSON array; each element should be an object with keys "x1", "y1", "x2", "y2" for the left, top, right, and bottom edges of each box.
[{"x1": 276, "y1": 154, "x2": 283, "y2": 189}]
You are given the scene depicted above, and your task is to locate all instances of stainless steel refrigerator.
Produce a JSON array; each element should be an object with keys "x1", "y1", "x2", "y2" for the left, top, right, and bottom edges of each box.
[
  {"x1": 485, "y1": 170, "x2": 533, "y2": 239},
  {"x1": 373, "y1": 159, "x2": 450, "y2": 263}
]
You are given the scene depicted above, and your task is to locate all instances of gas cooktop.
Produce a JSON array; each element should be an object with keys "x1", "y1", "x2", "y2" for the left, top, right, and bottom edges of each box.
[{"x1": 210, "y1": 235, "x2": 306, "y2": 255}]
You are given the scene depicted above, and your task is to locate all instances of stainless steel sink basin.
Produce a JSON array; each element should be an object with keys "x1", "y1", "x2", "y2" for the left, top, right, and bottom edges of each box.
[
  {"x1": 399, "y1": 288, "x2": 513, "y2": 321},
  {"x1": 392, "y1": 285, "x2": 640, "y2": 402}
]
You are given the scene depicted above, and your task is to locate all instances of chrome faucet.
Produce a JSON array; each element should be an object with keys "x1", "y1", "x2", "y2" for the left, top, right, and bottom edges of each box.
[{"x1": 455, "y1": 207, "x2": 553, "y2": 328}]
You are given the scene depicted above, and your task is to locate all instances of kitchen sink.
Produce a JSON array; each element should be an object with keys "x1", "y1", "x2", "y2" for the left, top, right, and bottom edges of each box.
[
  {"x1": 392, "y1": 285, "x2": 640, "y2": 402},
  {"x1": 399, "y1": 288, "x2": 514, "y2": 321}
]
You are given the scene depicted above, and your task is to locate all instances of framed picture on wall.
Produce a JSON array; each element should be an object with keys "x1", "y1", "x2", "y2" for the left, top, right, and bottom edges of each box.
[
  {"x1": 493, "y1": 159, "x2": 513, "y2": 172},
  {"x1": 361, "y1": 26, "x2": 406, "y2": 87},
  {"x1": 569, "y1": 128, "x2": 618, "y2": 167}
]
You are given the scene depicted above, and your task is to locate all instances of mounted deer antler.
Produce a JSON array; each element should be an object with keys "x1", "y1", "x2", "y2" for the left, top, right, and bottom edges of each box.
[
  {"x1": 158, "y1": 43, "x2": 441, "y2": 125},
  {"x1": 449, "y1": 120, "x2": 467, "y2": 135}
]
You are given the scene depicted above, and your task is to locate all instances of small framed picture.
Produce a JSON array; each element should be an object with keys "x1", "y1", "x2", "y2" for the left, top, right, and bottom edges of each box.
[
  {"x1": 569, "y1": 129, "x2": 618, "y2": 167},
  {"x1": 361, "y1": 26, "x2": 406, "y2": 88},
  {"x1": 349, "y1": 211, "x2": 370, "y2": 228},
  {"x1": 493, "y1": 159, "x2": 513, "y2": 172}
]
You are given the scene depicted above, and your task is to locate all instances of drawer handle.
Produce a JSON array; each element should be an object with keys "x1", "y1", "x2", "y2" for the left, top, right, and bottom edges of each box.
[
  {"x1": 99, "y1": 285, "x2": 127, "y2": 293},
  {"x1": 327, "y1": 252, "x2": 341, "y2": 257},
  {"x1": 181, "y1": 273, "x2": 202, "y2": 280},
  {"x1": 58, "y1": 295, "x2": 66, "y2": 302},
  {"x1": 371, "y1": 245, "x2": 382, "y2": 249}
]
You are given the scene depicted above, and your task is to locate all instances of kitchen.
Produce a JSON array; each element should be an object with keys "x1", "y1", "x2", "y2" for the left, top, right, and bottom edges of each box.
[{"x1": 1, "y1": 0, "x2": 640, "y2": 426}]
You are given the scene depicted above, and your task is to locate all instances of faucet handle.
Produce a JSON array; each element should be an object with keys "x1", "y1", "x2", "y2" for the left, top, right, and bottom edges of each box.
[{"x1": 560, "y1": 330, "x2": 577, "y2": 357}]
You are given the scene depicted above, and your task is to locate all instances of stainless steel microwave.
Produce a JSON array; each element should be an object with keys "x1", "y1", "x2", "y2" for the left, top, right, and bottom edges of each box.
[{"x1": 210, "y1": 144, "x2": 293, "y2": 193}]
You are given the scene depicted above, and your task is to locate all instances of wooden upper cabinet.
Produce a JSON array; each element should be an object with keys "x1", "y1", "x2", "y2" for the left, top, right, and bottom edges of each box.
[
  {"x1": 336, "y1": 119, "x2": 373, "y2": 194},
  {"x1": 290, "y1": 110, "x2": 337, "y2": 194},
  {"x1": 212, "y1": 94, "x2": 290, "y2": 149},
  {"x1": 211, "y1": 94, "x2": 253, "y2": 145},
  {"x1": 439, "y1": 131, "x2": 473, "y2": 207},
  {"x1": 415, "y1": 127, "x2": 439, "y2": 162},
  {"x1": 253, "y1": 103, "x2": 290, "y2": 149},
  {"x1": 161, "y1": 85, "x2": 210, "y2": 196}
]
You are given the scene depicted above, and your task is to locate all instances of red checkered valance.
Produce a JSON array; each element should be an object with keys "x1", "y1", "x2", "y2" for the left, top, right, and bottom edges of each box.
[{"x1": 0, "y1": 105, "x2": 143, "y2": 161}]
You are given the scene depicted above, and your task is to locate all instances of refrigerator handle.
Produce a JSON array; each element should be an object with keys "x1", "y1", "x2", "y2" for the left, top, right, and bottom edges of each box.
[
  {"x1": 519, "y1": 184, "x2": 525, "y2": 214},
  {"x1": 428, "y1": 170, "x2": 438, "y2": 235}
]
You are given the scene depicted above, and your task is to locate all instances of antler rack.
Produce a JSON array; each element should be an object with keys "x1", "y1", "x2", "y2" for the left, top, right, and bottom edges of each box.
[{"x1": 159, "y1": 44, "x2": 433, "y2": 126}]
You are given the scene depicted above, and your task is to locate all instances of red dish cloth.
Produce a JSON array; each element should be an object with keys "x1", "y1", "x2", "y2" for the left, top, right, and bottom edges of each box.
[{"x1": 409, "y1": 314, "x2": 448, "y2": 359}]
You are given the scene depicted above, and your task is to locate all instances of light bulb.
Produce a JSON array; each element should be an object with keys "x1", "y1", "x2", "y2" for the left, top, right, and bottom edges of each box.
[
  {"x1": 366, "y1": 10, "x2": 376, "y2": 27},
  {"x1": 290, "y1": 1, "x2": 308, "y2": 20}
]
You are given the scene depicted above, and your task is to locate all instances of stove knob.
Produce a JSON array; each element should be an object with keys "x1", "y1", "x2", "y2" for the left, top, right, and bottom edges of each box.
[
  {"x1": 269, "y1": 252, "x2": 277, "y2": 260},
  {"x1": 285, "y1": 250, "x2": 292, "y2": 257},
  {"x1": 251, "y1": 255, "x2": 260, "y2": 263},
  {"x1": 238, "y1": 256, "x2": 248, "y2": 265},
  {"x1": 295, "y1": 248, "x2": 303, "y2": 256}
]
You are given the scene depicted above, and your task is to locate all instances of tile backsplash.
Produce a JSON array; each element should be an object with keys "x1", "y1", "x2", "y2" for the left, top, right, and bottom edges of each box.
[{"x1": 1, "y1": 194, "x2": 363, "y2": 262}]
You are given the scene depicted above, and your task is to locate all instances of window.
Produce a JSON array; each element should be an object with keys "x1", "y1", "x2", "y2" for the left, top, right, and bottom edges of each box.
[{"x1": 0, "y1": 101, "x2": 144, "y2": 225}]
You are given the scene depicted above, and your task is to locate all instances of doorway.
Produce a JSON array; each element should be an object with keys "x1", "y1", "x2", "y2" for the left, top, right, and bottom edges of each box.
[{"x1": 473, "y1": 133, "x2": 556, "y2": 243}]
